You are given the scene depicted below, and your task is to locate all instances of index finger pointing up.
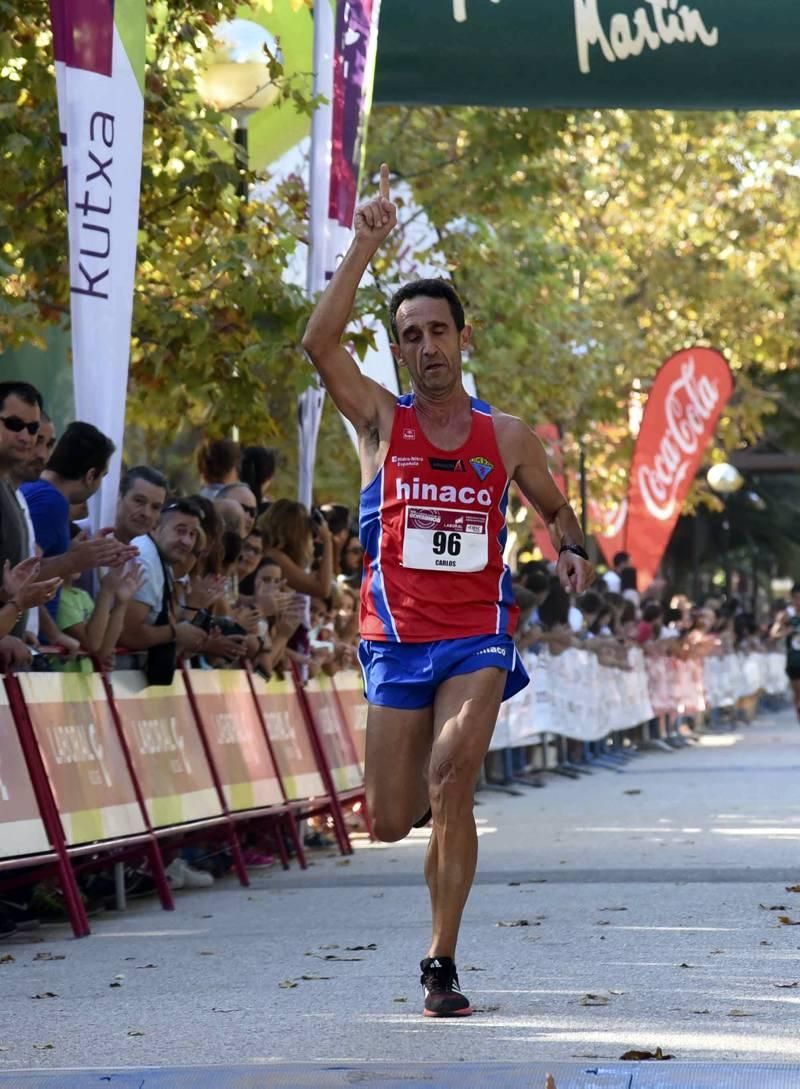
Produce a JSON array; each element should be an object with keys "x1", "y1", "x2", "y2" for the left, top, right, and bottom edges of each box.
[{"x1": 379, "y1": 162, "x2": 390, "y2": 200}]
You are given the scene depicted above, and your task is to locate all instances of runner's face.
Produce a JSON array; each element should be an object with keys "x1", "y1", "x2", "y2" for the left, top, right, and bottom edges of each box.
[{"x1": 392, "y1": 297, "x2": 470, "y2": 398}]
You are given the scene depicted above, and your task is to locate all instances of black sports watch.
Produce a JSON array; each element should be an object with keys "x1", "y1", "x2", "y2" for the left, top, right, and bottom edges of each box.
[{"x1": 559, "y1": 544, "x2": 590, "y2": 562}]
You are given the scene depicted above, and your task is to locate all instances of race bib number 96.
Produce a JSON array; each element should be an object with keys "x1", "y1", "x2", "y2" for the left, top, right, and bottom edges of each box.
[{"x1": 402, "y1": 507, "x2": 488, "y2": 573}]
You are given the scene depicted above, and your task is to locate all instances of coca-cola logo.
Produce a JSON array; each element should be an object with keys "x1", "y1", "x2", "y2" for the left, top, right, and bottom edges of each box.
[{"x1": 637, "y1": 357, "x2": 721, "y2": 520}]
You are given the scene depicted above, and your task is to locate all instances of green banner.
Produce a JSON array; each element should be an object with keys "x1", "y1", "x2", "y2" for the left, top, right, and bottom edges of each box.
[{"x1": 374, "y1": 1, "x2": 800, "y2": 109}]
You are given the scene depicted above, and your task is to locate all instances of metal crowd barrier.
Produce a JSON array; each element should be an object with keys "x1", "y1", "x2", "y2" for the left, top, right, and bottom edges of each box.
[
  {"x1": 0, "y1": 660, "x2": 371, "y2": 938},
  {"x1": 485, "y1": 648, "x2": 790, "y2": 789}
]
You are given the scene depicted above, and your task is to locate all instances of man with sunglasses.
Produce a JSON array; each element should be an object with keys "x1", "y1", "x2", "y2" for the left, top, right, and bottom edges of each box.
[{"x1": 0, "y1": 382, "x2": 43, "y2": 647}]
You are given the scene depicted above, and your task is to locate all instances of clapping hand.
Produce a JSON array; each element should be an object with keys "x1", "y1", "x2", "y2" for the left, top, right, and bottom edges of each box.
[
  {"x1": 101, "y1": 560, "x2": 144, "y2": 605},
  {"x1": 186, "y1": 573, "x2": 227, "y2": 611},
  {"x1": 3, "y1": 558, "x2": 62, "y2": 611},
  {"x1": 353, "y1": 163, "x2": 397, "y2": 247},
  {"x1": 70, "y1": 528, "x2": 138, "y2": 572}
]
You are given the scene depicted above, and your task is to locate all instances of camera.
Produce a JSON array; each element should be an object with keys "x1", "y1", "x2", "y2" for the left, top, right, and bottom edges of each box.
[{"x1": 192, "y1": 610, "x2": 247, "y2": 638}]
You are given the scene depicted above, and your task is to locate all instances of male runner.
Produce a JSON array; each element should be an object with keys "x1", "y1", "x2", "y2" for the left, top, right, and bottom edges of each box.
[{"x1": 302, "y1": 165, "x2": 594, "y2": 1018}]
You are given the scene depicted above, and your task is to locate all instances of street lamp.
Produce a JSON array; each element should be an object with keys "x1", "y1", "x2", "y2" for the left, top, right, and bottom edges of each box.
[
  {"x1": 197, "y1": 19, "x2": 283, "y2": 200},
  {"x1": 706, "y1": 462, "x2": 744, "y2": 597}
]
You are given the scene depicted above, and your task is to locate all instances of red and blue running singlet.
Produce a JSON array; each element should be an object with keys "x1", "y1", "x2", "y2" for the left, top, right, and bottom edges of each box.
[{"x1": 359, "y1": 394, "x2": 519, "y2": 643}]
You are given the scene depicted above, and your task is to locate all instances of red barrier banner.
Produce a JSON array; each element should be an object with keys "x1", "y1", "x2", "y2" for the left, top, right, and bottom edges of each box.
[
  {"x1": 250, "y1": 675, "x2": 326, "y2": 801},
  {"x1": 331, "y1": 671, "x2": 368, "y2": 770},
  {"x1": 184, "y1": 670, "x2": 283, "y2": 812},
  {"x1": 625, "y1": 348, "x2": 733, "y2": 588},
  {"x1": 304, "y1": 677, "x2": 363, "y2": 793},
  {"x1": 18, "y1": 673, "x2": 146, "y2": 847},
  {"x1": 0, "y1": 685, "x2": 50, "y2": 858},
  {"x1": 110, "y1": 671, "x2": 222, "y2": 828}
]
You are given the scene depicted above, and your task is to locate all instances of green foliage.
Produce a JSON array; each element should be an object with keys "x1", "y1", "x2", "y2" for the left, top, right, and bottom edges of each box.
[
  {"x1": 1, "y1": 0, "x2": 315, "y2": 457},
  {"x1": 365, "y1": 106, "x2": 798, "y2": 529}
]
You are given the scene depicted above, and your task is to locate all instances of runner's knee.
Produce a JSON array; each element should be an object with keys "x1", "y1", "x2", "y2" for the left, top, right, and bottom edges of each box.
[{"x1": 371, "y1": 809, "x2": 412, "y2": 843}]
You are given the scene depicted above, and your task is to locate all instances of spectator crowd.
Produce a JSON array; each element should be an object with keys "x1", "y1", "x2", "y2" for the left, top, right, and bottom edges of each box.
[{"x1": 0, "y1": 380, "x2": 797, "y2": 932}]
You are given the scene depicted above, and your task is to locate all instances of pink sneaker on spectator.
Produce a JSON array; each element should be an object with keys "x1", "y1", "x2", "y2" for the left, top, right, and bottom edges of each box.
[{"x1": 242, "y1": 850, "x2": 274, "y2": 869}]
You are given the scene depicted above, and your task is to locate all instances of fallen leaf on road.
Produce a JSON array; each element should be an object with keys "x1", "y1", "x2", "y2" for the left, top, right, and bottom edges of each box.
[
  {"x1": 596, "y1": 920, "x2": 611, "y2": 927},
  {"x1": 497, "y1": 919, "x2": 535, "y2": 928},
  {"x1": 545, "y1": 1077, "x2": 557, "y2": 1089},
  {"x1": 507, "y1": 879, "x2": 548, "y2": 886},
  {"x1": 299, "y1": 974, "x2": 331, "y2": 981},
  {"x1": 462, "y1": 966, "x2": 486, "y2": 972},
  {"x1": 212, "y1": 1008, "x2": 241, "y2": 1014},
  {"x1": 728, "y1": 1009, "x2": 753, "y2": 1017},
  {"x1": 127, "y1": 1030, "x2": 145, "y2": 1037},
  {"x1": 599, "y1": 907, "x2": 627, "y2": 912},
  {"x1": 199, "y1": 951, "x2": 216, "y2": 955},
  {"x1": 135, "y1": 964, "x2": 157, "y2": 970},
  {"x1": 393, "y1": 997, "x2": 407, "y2": 1003},
  {"x1": 31, "y1": 993, "x2": 57, "y2": 1000},
  {"x1": 278, "y1": 980, "x2": 298, "y2": 989},
  {"x1": 319, "y1": 944, "x2": 339, "y2": 950},
  {"x1": 336, "y1": 860, "x2": 351, "y2": 866},
  {"x1": 32, "y1": 953, "x2": 64, "y2": 962},
  {"x1": 307, "y1": 953, "x2": 363, "y2": 961},
  {"x1": 692, "y1": 1009, "x2": 710, "y2": 1014},
  {"x1": 473, "y1": 1005, "x2": 500, "y2": 1013},
  {"x1": 709, "y1": 950, "x2": 725, "y2": 955},
  {"x1": 33, "y1": 1044, "x2": 55, "y2": 1050},
  {"x1": 786, "y1": 886, "x2": 800, "y2": 893},
  {"x1": 760, "y1": 941, "x2": 772, "y2": 946},
  {"x1": 0, "y1": 954, "x2": 14, "y2": 964},
  {"x1": 777, "y1": 916, "x2": 800, "y2": 926},
  {"x1": 580, "y1": 993, "x2": 610, "y2": 1006},
  {"x1": 109, "y1": 982, "x2": 123, "y2": 989},
  {"x1": 620, "y1": 1048, "x2": 673, "y2": 1061},
  {"x1": 677, "y1": 963, "x2": 696, "y2": 969},
  {"x1": 623, "y1": 790, "x2": 642, "y2": 795},
  {"x1": 609, "y1": 989, "x2": 625, "y2": 995},
  {"x1": 345, "y1": 944, "x2": 377, "y2": 951},
  {"x1": 760, "y1": 904, "x2": 787, "y2": 911},
  {"x1": 0, "y1": 1046, "x2": 9, "y2": 1052},
  {"x1": 774, "y1": 982, "x2": 799, "y2": 989}
]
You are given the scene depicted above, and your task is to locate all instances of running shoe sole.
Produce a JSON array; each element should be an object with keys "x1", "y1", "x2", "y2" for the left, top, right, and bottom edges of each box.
[{"x1": 423, "y1": 1005, "x2": 473, "y2": 1017}]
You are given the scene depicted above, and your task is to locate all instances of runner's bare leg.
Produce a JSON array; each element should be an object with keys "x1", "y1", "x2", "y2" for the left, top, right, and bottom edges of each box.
[
  {"x1": 425, "y1": 668, "x2": 506, "y2": 958},
  {"x1": 364, "y1": 704, "x2": 433, "y2": 842}
]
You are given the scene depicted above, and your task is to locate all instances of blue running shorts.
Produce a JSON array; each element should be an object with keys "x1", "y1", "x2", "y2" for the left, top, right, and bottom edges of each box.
[{"x1": 358, "y1": 633, "x2": 529, "y2": 711}]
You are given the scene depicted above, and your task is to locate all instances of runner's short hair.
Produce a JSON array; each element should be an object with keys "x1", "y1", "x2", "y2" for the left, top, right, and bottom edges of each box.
[{"x1": 389, "y1": 279, "x2": 465, "y2": 343}]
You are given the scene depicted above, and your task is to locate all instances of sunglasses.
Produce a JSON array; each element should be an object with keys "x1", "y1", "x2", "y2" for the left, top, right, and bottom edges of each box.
[{"x1": 0, "y1": 415, "x2": 40, "y2": 435}]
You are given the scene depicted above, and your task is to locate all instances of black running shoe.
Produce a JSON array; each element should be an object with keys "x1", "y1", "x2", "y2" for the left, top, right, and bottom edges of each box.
[{"x1": 420, "y1": 956, "x2": 472, "y2": 1017}]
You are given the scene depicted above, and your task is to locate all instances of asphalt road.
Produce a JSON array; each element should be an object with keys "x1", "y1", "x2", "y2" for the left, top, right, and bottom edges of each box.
[{"x1": 2, "y1": 705, "x2": 800, "y2": 1083}]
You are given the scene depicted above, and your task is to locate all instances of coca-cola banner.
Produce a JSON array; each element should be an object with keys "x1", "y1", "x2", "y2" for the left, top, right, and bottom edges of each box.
[{"x1": 625, "y1": 348, "x2": 733, "y2": 589}]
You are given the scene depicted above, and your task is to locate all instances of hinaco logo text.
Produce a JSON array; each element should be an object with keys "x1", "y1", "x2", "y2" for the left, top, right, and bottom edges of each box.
[{"x1": 396, "y1": 478, "x2": 492, "y2": 507}]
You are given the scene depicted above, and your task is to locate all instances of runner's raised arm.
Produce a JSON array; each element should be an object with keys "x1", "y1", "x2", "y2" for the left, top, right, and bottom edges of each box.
[{"x1": 301, "y1": 163, "x2": 398, "y2": 434}]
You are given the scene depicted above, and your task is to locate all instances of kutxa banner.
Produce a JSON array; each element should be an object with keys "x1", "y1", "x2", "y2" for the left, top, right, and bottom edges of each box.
[
  {"x1": 50, "y1": 0, "x2": 145, "y2": 529},
  {"x1": 625, "y1": 348, "x2": 733, "y2": 589},
  {"x1": 374, "y1": 1, "x2": 800, "y2": 109}
]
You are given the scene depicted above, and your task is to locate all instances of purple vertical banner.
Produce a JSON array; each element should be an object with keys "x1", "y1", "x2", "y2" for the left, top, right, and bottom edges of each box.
[{"x1": 328, "y1": 0, "x2": 380, "y2": 228}]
